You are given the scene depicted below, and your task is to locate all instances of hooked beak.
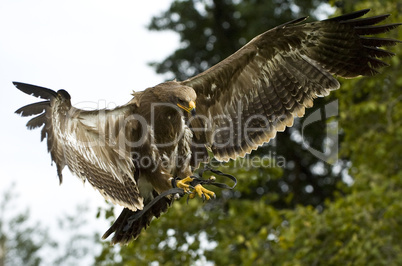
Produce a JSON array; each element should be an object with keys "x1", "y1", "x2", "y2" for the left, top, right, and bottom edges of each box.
[{"x1": 178, "y1": 100, "x2": 196, "y2": 116}]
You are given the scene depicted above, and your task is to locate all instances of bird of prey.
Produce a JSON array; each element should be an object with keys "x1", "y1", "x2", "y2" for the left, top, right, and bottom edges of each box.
[{"x1": 15, "y1": 9, "x2": 401, "y2": 244}]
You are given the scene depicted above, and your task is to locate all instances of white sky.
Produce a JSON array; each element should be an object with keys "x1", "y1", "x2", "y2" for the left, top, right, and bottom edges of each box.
[{"x1": 0, "y1": 0, "x2": 179, "y2": 257}]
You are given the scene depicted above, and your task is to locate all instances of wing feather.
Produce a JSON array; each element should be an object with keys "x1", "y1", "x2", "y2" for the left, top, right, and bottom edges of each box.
[
  {"x1": 15, "y1": 101, "x2": 50, "y2": 117},
  {"x1": 26, "y1": 113, "x2": 47, "y2": 129},
  {"x1": 15, "y1": 82, "x2": 143, "y2": 211},
  {"x1": 13, "y1": 81, "x2": 57, "y2": 100},
  {"x1": 183, "y1": 9, "x2": 400, "y2": 161}
]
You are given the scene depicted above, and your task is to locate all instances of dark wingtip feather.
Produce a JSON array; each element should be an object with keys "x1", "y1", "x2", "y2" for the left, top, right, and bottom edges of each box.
[
  {"x1": 15, "y1": 101, "x2": 50, "y2": 117},
  {"x1": 331, "y1": 10, "x2": 400, "y2": 77},
  {"x1": 13, "y1": 81, "x2": 57, "y2": 100},
  {"x1": 364, "y1": 46, "x2": 395, "y2": 58},
  {"x1": 360, "y1": 37, "x2": 402, "y2": 47},
  {"x1": 57, "y1": 166, "x2": 63, "y2": 185},
  {"x1": 26, "y1": 113, "x2": 46, "y2": 129},
  {"x1": 325, "y1": 9, "x2": 371, "y2": 22},
  {"x1": 355, "y1": 23, "x2": 402, "y2": 35},
  {"x1": 340, "y1": 14, "x2": 390, "y2": 27},
  {"x1": 367, "y1": 57, "x2": 390, "y2": 69},
  {"x1": 40, "y1": 127, "x2": 47, "y2": 141},
  {"x1": 279, "y1": 16, "x2": 308, "y2": 28}
]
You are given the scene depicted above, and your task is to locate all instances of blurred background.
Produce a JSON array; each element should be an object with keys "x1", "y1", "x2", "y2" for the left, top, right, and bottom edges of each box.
[{"x1": 0, "y1": 0, "x2": 401, "y2": 265}]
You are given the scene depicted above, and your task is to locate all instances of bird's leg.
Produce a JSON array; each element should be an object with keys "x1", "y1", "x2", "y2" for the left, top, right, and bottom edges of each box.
[{"x1": 176, "y1": 176, "x2": 215, "y2": 200}]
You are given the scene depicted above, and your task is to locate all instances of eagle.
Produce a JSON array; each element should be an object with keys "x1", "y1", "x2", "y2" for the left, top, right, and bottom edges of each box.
[{"x1": 15, "y1": 9, "x2": 401, "y2": 244}]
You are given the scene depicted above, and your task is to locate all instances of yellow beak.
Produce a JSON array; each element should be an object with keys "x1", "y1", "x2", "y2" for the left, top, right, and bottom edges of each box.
[{"x1": 178, "y1": 100, "x2": 196, "y2": 115}]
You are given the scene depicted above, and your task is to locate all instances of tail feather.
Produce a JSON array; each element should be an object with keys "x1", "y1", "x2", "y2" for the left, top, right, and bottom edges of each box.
[{"x1": 102, "y1": 196, "x2": 173, "y2": 245}]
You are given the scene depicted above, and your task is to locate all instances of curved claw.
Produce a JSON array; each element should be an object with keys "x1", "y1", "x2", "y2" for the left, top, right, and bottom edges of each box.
[{"x1": 194, "y1": 184, "x2": 215, "y2": 201}]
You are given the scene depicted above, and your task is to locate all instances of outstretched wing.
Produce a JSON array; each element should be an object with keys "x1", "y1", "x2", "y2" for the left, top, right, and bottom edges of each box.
[
  {"x1": 14, "y1": 82, "x2": 143, "y2": 211},
  {"x1": 183, "y1": 9, "x2": 401, "y2": 161}
]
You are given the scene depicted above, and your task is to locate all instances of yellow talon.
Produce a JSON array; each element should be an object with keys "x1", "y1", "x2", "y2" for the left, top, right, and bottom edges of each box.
[
  {"x1": 176, "y1": 176, "x2": 194, "y2": 193},
  {"x1": 176, "y1": 176, "x2": 216, "y2": 200},
  {"x1": 194, "y1": 184, "x2": 215, "y2": 200}
]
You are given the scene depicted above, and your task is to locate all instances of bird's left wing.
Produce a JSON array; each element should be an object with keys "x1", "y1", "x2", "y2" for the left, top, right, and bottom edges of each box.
[
  {"x1": 182, "y1": 9, "x2": 401, "y2": 162},
  {"x1": 14, "y1": 82, "x2": 143, "y2": 211}
]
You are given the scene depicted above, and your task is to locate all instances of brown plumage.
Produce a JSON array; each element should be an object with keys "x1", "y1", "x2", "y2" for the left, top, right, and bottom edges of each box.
[{"x1": 15, "y1": 9, "x2": 401, "y2": 244}]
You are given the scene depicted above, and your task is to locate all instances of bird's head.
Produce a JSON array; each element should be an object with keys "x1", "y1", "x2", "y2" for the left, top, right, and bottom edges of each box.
[
  {"x1": 155, "y1": 81, "x2": 197, "y2": 116},
  {"x1": 57, "y1": 89, "x2": 71, "y2": 100},
  {"x1": 56, "y1": 89, "x2": 72, "y2": 106}
]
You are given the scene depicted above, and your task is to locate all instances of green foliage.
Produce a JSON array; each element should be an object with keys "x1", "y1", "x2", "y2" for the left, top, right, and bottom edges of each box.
[
  {"x1": 95, "y1": 0, "x2": 402, "y2": 265},
  {"x1": 148, "y1": 0, "x2": 322, "y2": 81}
]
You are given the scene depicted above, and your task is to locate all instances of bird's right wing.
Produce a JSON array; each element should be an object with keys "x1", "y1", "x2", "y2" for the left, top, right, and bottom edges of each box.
[{"x1": 14, "y1": 82, "x2": 143, "y2": 211}]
